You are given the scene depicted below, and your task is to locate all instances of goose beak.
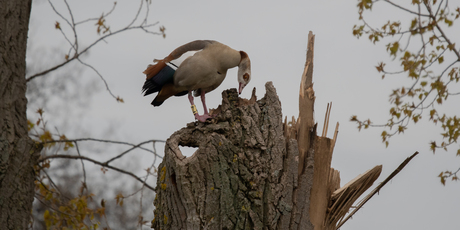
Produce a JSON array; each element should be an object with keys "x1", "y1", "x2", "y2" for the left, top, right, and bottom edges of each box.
[{"x1": 238, "y1": 82, "x2": 244, "y2": 95}]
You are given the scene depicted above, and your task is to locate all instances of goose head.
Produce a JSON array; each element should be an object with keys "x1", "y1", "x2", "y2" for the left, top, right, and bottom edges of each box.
[{"x1": 237, "y1": 51, "x2": 251, "y2": 94}]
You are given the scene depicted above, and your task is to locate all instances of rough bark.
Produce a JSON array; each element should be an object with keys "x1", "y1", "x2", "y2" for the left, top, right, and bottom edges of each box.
[
  {"x1": 153, "y1": 83, "x2": 314, "y2": 230},
  {"x1": 0, "y1": 1, "x2": 42, "y2": 229}
]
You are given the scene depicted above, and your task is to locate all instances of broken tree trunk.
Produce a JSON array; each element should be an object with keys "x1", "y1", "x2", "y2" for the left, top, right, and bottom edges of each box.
[
  {"x1": 152, "y1": 31, "x2": 382, "y2": 230},
  {"x1": 153, "y1": 84, "x2": 306, "y2": 230}
]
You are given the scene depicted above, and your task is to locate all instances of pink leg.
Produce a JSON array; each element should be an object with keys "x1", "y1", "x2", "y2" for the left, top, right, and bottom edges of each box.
[
  {"x1": 188, "y1": 91, "x2": 195, "y2": 105},
  {"x1": 201, "y1": 90, "x2": 209, "y2": 115},
  {"x1": 188, "y1": 91, "x2": 211, "y2": 122},
  {"x1": 201, "y1": 90, "x2": 217, "y2": 117}
]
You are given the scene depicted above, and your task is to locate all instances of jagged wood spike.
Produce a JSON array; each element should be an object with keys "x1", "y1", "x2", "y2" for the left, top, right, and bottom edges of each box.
[
  {"x1": 297, "y1": 31, "x2": 316, "y2": 176},
  {"x1": 332, "y1": 122, "x2": 339, "y2": 150},
  {"x1": 322, "y1": 103, "x2": 329, "y2": 137},
  {"x1": 325, "y1": 102, "x2": 332, "y2": 137}
]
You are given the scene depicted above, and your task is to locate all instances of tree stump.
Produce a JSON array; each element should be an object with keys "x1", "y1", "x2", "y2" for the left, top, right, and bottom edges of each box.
[
  {"x1": 153, "y1": 83, "x2": 315, "y2": 230},
  {"x1": 152, "y1": 32, "x2": 384, "y2": 230}
]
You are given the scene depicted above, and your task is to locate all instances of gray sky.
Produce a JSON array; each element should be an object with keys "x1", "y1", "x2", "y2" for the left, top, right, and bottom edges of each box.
[{"x1": 28, "y1": 0, "x2": 460, "y2": 229}]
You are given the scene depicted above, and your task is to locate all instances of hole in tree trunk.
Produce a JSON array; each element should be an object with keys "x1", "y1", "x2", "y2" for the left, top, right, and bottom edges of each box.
[{"x1": 178, "y1": 145, "x2": 198, "y2": 158}]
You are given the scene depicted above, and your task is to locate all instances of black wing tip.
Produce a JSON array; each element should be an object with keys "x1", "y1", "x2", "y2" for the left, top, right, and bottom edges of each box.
[
  {"x1": 151, "y1": 99, "x2": 163, "y2": 107},
  {"x1": 141, "y1": 65, "x2": 175, "y2": 96},
  {"x1": 142, "y1": 79, "x2": 160, "y2": 96}
]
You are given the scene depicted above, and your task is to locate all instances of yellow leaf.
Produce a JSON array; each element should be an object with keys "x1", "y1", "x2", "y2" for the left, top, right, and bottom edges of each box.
[
  {"x1": 36, "y1": 108, "x2": 44, "y2": 116},
  {"x1": 376, "y1": 62, "x2": 385, "y2": 72},
  {"x1": 430, "y1": 141, "x2": 437, "y2": 153},
  {"x1": 437, "y1": 97, "x2": 442, "y2": 104},
  {"x1": 388, "y1": 42, "x2": 399, "y2": 56},
  {"x1": 27, "y1": 120, "x2": 35, "y2": 131},
  {"x1": 381, "y1": 131, "x2": 387, "y2": 141},
  {"x1": 440, "y1": 175, "x2": 446, "y2": 185},
  {"x1": 44, "y1": 210, "x2": 51, "y2": 227}
]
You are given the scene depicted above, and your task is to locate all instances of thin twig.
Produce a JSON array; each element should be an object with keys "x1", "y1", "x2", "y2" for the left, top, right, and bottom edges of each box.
[
  {"x1": 77, "y1": 58, "x2": 118, "y2": 101},
  {"x1": 434, "y1": 0, "x2": 445, "y2": 18},
  {"x1": 48, "y1": 0, "x2": 72, "y2": 28},
  {"x1": 35, "y1": 193, "x2": 76, "y2": 217},
  {"x1": 137, "y1": 163, "x2": 156, "y2": 229},
  {"x1": 104, "y1": 139, "x2": 161, "y2": 164},
  {"x1": 425, "y1": 2, "x2": 460, "y2": 60},
  {"x1": 75, "y1": 2, "x2": 117, "y2": 25},
  {"x1": 39, "y1": 171, "x2": 68, "y2": 200},
  {"x1": 75, "y1": 142, "x2": 88, "y2": 195},
  {"x1": 63, "y1": 0, "x2": 78, "y2": 54},
  {"x1": 128, "y1": 0, "x2": 144, "y2": 28}
]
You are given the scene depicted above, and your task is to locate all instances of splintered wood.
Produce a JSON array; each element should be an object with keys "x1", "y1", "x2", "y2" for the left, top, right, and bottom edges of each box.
[
  {"x1": 327, "y1": 165, "x2": 382, "y2": 228},
  {"x1": 296, "y1": 31, "x2": 316, "y2": 176},
  {"x1": 321, "y1": 102, "x2": 331, "y2": 137},
  {"x1": 282, "y1": 31, "x2": 383, "y2": 230}
]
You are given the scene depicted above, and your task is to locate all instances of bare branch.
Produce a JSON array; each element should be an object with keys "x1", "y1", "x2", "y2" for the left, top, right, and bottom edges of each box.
[
  {"x1": 383, "y1": 0, "x2": 431, "y2": 17},
  {"x1": 425, "y1": 2, "x2": 460, "y2": 60},
  {"x1": 63, "y1": 0, "x2": 78, "y2": 54},
  {"x1": 37, "y1": 137, "x2": 164, "y2": 191},
  {"x1": 128, "y1": 0, "x2": 144, "y2": 28},
  {"x1": 40, "y1": 154, "x2": 155, "y2": 191},
  {"x1": 43, "y1": 138, "x2": 164, "y2": 158},
  {"x1": 77, "y1": 58, "x2": 119, "y2": 101},
  {"x1": 434, "y1": 0, "x2": 446, "y2": 18},
  {"x1": 26, "y1": 58, "x2": 76, "y2": 82},
  {"x1": 57, "y1": 26, "x2": 76, "y2": 52},
  {"x1": 104, "y1": 139, "x2": 161, "y2": 164}
]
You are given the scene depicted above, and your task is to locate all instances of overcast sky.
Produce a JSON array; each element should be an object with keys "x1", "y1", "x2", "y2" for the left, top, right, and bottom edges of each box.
[{"x1": 28, "y1": 0, "x2": 460, "y2": 229}]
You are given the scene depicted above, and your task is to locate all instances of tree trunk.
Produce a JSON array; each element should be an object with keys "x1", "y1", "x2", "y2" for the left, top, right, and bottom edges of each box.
[
  {"x1": 0, "y1": 1, "x2": 42, "y2": 229},
  {"x1": 153, "y1": 84, "x2": 315, "y2": 230},
  {"x1": 152, "y1": 32, "x2": 381, "y2": 230}
]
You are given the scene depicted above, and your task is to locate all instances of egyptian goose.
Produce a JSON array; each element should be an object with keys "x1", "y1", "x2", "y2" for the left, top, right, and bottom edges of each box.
[{"x1": 142, "y1": 40, "x2": 251, "y2": 122}]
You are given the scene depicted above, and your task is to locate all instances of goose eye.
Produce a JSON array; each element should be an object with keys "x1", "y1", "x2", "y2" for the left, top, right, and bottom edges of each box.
[{"x1": 243, "y1": 73, "x2": 249, "y2": 81}]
